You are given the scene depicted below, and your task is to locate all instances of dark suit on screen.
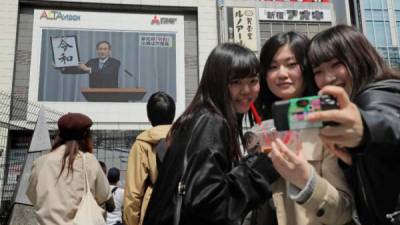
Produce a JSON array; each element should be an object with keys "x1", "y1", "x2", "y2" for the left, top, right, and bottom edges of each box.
[{"x1": 62, "y1": 57, "x2": 120, "y2": 88}]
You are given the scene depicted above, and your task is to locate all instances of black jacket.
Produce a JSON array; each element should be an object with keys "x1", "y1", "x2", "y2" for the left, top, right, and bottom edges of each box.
[
  {"x1": 143, "y1": 110, "x2": 278, "y2": 225},
  {"x1": 342, "y1": 79, "x2": 400, "y2": 225}
]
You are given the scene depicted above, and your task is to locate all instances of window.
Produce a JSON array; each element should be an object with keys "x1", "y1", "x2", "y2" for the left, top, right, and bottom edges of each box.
[
  {"x1": 381, "y1": 0, "x2": 387, "y2": 9},
  {"x1": 372, "y1": 10, "x2": 383, "y2": 20},
  {"x1": 370, "y1": 0, "x2": 382, "y2": 10},
  {"x1": 259, "y1": 22, "x2": 272, "y2": 42},
  {"x1": 384, "y1": 21, "x2": 391, "y2": 46},
  {"x1": 377, "y1": 47, "x2": 389, "y2": 59},
  {"x1": 397, "y1": 24, "x2": 400, "y2": 45},
  {"x1": 373, "y1": 9, "x2": 389, "y2": 21},
  {"x1": 283, "y1": 24, "x2": 295, "y2": 32},
  {"x1": 260, "y1": 31, "x2": 272, "y2": 41},
  {"x1": 308, "y1": 24, "x2": 319, "y2": 33},
  {"x1": 260, "y1": 23, "x2": 271, "y2": 31},
  {"x1": 272, "y1": 23, "x2": 284, "y2": 33},
  {"x1": 295, "y1": 24, "x2": 307, "y2": 34},
  {"x1": 383, "y1": 10, "x2": 389, "y2": 20},
  {"x1": 364, "y1": 9, "x2": 372, "y2": 20},
  {"x1": 389, "y1": 47, "x2": 399, "y2": 60},
  {"x1": 395, "y1": 11, "x2": 400, "y2": 23},
  {"x1": 395, "y1": 0, "x2": 400, "y2": 10},
  {"x1": 374, "y1": 21, "x2": 391, "y2": 46},
  {"x1": 375, "y1": 22, "x2": 385, "y2": 45},
  {"x1": 364, "y1": 0, "x2": 371, "y2": 9},
  {"x1": 365, "y1": 21, "x2": 376, "y2": 44}
]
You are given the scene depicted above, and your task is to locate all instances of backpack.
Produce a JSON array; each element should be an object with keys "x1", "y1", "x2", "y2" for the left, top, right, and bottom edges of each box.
[
  {"x1": 109, "y1": 186, "x2": 119, "y2": 213},
  {"x1": 154, "y1": 138, "x2": 168, "y2": 170},
  {"x1": 109, "y1": 186, "x2": 125, "y2": 225}
]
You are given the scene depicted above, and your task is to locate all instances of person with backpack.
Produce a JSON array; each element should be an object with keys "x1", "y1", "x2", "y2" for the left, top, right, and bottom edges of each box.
[
  {"x1": 107, "y1": 167, "x2": 125, "y2": 225},
  {"x1": 123, "y1": 91, "x2": 176, "y2": 225}
]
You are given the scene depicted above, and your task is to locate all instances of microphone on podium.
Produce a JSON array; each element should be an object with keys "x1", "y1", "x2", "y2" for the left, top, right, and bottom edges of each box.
[{"x1": 124, "y1": 69, "x2": 139, "y2": 88}]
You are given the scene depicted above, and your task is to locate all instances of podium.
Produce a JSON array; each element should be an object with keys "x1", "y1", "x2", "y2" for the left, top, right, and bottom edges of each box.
[{"x1": 81, "y1": 88, "x2": 146, "y2": 102}]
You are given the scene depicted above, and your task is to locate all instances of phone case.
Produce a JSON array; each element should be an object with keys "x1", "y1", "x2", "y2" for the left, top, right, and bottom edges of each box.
[{"x1": 272, "y1": 95, "x2": 338, "y2": 131}]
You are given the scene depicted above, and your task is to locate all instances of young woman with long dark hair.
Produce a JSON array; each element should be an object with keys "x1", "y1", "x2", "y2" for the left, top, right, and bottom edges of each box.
[
  {"x1": 307, "y1": 25, "x2": 400, "y2": 225},
  {"x1": 256, "y1": 31, "x2": 353, "y2": 225},
  {"x1": 142, "y1": 43, "x2": 279, "y2": 225}
]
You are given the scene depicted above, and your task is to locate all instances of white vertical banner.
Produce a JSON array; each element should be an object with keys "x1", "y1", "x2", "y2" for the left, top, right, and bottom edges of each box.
[
  {"x1": 28, "y1": 107, "x2": 51, "y2": 153},
  {"x1": 232, "y1": 8, "x2": 258, "y2": 51}
]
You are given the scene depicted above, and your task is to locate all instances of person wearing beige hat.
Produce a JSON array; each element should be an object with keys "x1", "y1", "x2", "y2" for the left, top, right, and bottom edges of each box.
[{"x1": 26, "y1": 113, "x2": 113, "y2": 225}]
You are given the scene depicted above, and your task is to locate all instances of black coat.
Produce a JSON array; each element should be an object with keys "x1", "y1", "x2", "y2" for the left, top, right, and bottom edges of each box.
[
  {"x1": 143, "y1": 110, "x2": 278, "y2": 225},
  {"x1": 342, "y1": 79, "x2": 400, "y2": 225}
]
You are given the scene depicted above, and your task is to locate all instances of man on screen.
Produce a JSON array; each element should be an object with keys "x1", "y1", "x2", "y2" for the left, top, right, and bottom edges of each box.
[{"x1": 61, "y1": 41, "x2": 120, "y2": 88}]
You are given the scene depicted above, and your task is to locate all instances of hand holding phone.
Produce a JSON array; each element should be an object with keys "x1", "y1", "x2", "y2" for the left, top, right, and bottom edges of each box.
[
  {"x1": 271, "y1": 95, "x2": 338, "y2": 131},
  {"x1": 307, "y1": 86, "x2": 364, "y2": 149}
]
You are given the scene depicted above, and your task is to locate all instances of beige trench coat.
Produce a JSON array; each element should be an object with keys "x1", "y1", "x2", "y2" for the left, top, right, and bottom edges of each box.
[
  {"x1": 271, "y1": 129, "x2": 354, "y2": 225},
  {"x1": 123, "y1": 125, "x2": 171, "y2": 225},
  {"x1": 26, "y1": 145, "x2": 112, "y2": 225}
]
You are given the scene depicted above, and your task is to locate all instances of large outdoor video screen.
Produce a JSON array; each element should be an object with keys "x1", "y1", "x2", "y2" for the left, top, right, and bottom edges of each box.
[
  {"x1": 39, "y1": 29, "x2": 177, "y2": 102},
  {"x1": 29, "y1": 10, "x2": 185, "y2": 123}
]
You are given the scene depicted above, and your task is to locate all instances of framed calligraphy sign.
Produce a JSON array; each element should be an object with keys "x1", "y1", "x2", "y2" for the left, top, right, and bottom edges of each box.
[{"x1": 50, "y1": 35, "x2": 80, "y2": 68}]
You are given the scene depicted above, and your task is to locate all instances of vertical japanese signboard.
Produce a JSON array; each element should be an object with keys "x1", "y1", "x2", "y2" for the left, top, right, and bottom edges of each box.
[{"x1": 231, "y1": 8, "x2": 258, "y2": 51}]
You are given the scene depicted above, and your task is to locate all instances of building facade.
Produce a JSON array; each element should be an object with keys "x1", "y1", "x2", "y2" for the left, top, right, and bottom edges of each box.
[
  {"x1": 351, "y1": 0, "x2": 400, "y2": 68},
  {"x1": 218, "y1": 0, "x2": 341, "y2": 54}
]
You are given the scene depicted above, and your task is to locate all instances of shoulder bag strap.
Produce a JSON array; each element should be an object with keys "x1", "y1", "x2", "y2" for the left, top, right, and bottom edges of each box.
[
  {"x1": 174, "y1": 114, "x2": 207, "y2": 225},
  {"x1": 386, "y1": 194, "x2": 400, "y2": 224},
  {"x1": 82, "y1": 153, "x2": 90, "y2": 194},
  {"x1": 111, "y1": 186, "x2": 119, "y2": 195}
]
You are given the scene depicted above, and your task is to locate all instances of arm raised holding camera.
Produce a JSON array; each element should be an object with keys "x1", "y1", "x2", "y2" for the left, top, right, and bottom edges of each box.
[
  {"x1": 307, "y1": 86, "x2": 363, "y2": 165},
  {"x1": 308, "y1": 83, "x2": 400, "y2": 165}
]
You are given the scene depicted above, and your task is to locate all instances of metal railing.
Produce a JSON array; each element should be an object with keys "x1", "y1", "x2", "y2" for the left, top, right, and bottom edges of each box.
[
  {"x1": 0, "y1": 91, "x2": 140, "y2": 224},
  {"x1": 0, "y1": 91, "x2": 63, "y2": 223}
]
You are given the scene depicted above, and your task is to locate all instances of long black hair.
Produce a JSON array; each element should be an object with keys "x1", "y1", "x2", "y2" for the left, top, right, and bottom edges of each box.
[
  {"x1": 308, "y1": 25, "x2": 400, "y2": 99},
  {"x1": 169, "y1": 43, "x2": 259, "y2": 160},
  {"x1": 256, "y1": 31, "x2": 317, "y2": 119}
]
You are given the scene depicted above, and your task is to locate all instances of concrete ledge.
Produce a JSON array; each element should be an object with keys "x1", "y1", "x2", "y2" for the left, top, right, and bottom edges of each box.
[{"x1": 8, "y1": 204, "x2": 37, "y2": 225}]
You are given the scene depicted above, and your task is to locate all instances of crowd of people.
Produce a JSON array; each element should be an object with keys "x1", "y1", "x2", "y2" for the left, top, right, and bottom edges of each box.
[{"x1": 27, "y1": 24, "x2": 400, "y2": 225}]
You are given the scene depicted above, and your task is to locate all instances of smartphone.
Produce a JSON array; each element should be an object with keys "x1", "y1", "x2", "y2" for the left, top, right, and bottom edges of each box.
[{"x1": 271, "y1": 95, "x2": 338, "y2": 131}]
